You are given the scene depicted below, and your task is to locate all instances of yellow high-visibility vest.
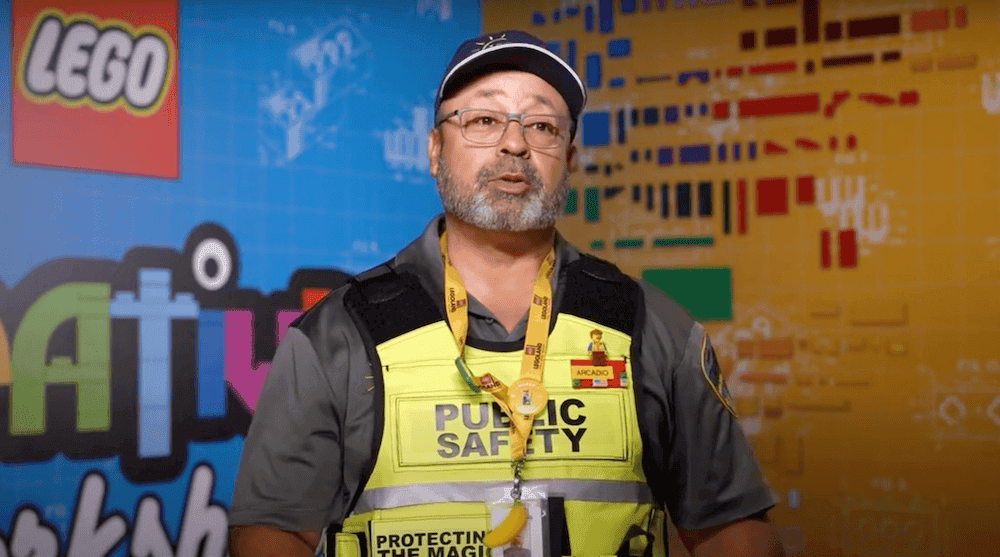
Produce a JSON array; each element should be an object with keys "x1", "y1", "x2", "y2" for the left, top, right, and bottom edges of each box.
[{"x1": 332, "y1": 262, "x2": 666, "y2": 557}]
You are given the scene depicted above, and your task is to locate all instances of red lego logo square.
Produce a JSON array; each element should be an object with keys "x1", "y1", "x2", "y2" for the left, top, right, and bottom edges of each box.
[{"x1": 11, "y1": 0, "x2": 179, "y2": 178}]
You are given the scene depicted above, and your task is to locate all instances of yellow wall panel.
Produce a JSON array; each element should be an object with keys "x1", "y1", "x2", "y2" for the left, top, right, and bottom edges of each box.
[{"x1": 483, "y1": 0, "x2": 1000, "y2": 554}]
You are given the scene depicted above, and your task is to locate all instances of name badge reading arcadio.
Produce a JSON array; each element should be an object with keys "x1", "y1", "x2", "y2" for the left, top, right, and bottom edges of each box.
[
  {"x1": 508, "y1": 378, "x2": 547, "y2": 415},
  {"x1": 569, "y1": 360, "x2": 629, "y2": 389}
]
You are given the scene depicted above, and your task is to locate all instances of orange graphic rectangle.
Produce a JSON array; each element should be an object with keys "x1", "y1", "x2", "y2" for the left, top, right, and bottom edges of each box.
[
  {"x1": 937, "y1": 53, "x2": 977, "y2": 70},
  {"x1": 737, "y1": 338, "x2": 794, "y2": 358},
  {"x1": 11, "y1": 0, "x2": 179, "y2": 178},
  {"x1": 911, "y1": 9, "x2": 948, "y2": 32}
]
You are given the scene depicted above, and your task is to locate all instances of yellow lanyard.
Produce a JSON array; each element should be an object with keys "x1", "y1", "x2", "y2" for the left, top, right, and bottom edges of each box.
[{"x1": 439, "y1": 231, "x2": 555, "y2": 461}]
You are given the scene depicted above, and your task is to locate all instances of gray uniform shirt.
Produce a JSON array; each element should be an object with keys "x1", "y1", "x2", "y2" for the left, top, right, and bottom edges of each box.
[{"x1": 229, "y1": 215, "x2": 774, "y2": 533}]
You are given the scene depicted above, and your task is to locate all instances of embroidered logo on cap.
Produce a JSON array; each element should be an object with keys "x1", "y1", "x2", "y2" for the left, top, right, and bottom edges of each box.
[{"x1": 475, "y1": 33, "x2": 507, "y2": 51}]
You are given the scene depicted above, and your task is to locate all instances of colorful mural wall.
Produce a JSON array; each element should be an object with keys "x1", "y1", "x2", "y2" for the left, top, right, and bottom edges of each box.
[
  {"x1": 482, "y1": 0, "x2": 1000, "y2": 555},
  {"x1": 1, "y1": 1, "x2": 478, "y2": 555}
]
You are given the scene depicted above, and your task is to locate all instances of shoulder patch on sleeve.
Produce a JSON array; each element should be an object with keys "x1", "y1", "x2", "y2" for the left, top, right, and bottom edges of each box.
[{"x1": 700, "y1": 334, "x2": 737, "y2": 418}]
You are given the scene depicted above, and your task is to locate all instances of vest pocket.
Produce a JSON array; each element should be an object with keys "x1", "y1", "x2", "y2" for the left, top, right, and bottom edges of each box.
[{"x1": 332, "y1": 531, "x2": 367, "y2": 557}]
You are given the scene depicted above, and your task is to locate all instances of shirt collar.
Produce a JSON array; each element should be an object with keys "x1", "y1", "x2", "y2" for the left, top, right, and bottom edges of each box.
[{"x1": 394, "y1": 214, "x2": 580, "y2": 318}]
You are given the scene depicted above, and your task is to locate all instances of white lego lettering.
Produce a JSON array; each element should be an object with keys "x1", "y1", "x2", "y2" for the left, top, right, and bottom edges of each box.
[
  {"x1": 87, "y1": 29, "x2": 132, "y2": 103},
  {"x1": 66, "y1": 473, "x2": 127, "y2": 557},
  {"x1": 24, "y1": 17, "x2": 61, "y2": 94},
  {"x1": 22, "y1": 13, "x2": 171, "y2": 111}
]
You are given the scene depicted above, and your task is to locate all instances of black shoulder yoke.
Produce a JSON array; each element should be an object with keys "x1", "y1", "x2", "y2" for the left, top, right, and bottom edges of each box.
[
  {"x1": 559, "y1": 253, "x2": 641, "y2": 336},
  {"x1": 342, "y1": 262, "x2": 442, "y2": 347}
]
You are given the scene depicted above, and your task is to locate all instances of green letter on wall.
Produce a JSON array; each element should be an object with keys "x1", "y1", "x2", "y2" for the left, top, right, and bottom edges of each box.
[{"x1": 10, "y1": 283, "x2": 111, "y2": 434}]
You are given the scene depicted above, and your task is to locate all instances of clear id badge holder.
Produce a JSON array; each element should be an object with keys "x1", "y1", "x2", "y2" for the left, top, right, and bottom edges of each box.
[{"x1": 485, "y1": 483, "x2": 549, "y2": 557}]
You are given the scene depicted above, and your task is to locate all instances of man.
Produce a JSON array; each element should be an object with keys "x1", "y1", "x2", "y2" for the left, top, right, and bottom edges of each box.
[{"x1": 230, "y1": 30, "x2": 783, "y2": 557}]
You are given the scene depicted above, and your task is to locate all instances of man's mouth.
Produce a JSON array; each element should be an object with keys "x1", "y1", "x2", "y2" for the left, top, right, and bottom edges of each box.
[{"x1": 490, "y1": 173, "x2": 531, "y2": 194}]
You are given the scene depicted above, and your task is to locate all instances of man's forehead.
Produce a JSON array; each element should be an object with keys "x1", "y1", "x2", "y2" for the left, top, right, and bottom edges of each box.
[{"x1": 445, "y1": 71, "x2": 569, "y2": 113}]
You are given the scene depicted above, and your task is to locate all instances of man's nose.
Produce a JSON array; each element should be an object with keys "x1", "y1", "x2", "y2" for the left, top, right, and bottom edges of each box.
[{"x1": 497, "y1": 118, "x2": 530, "y2": 157}]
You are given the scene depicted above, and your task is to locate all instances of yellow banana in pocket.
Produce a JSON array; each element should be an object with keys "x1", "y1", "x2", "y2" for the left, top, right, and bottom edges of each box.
[{"x1": 482, "y1": 502, "x2": 528, "y2": 547}]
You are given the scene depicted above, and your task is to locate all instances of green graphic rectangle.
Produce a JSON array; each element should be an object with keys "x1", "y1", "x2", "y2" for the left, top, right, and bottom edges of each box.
[
  {"x1": 641, "y1": 266, "x2": 732, "y2": 321},
  {"x1": 614, "y1": 238, "x2": 644, "y2": 248},
  {"x1": 584, "y1": 187, "x2": 600, "y2": 222},
  {"x1": 564, "y1": 189, "x2": 578, "y2": 214},
  {"x1": 590, "y1": 239, "x2": 606, "y2": 250},
  {"x1": 652, "y1": 236, "x2": 714, "y2": 247}
]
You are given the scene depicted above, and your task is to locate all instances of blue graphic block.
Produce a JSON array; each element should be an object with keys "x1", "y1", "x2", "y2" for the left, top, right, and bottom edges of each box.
[
  {"x1": 699, "y1": 103, "x2": 708, "y2": 116},
  {"x1": 664, "y1": 106, "x2": 679, "y2": 123},
  {"x1": 734, "y1": 143, "x2": 742, "y2": 161},
  {"x1": 661, "y1": 184, "x2": 670, "y2": 217},
  {"x1": 616, "y1": 110, "x2": 627, "y2": 144},
  {"x1": 685, "y1": 104, "x2": 694, "y2": 117},
  {"x1": 567, "y1": 40, "x2": 577, "y2": 70},
  {"x1": 630, "y1": 150, "x2": 640, "y2": 163},
  {"x1": 718, "y1": 143, "x2": 727, "y2": 162},
  {"x1": 749, "y1": 141, "x2": 757, "y2": 160},
  {"x1": 658, "y1": 147, "x2": 674, "y2": 165},
  {"x1": 585, "y1": 4, "x2": 595, "y2": 31},
  {"x1": 110, "y1": 269, "x2": 199, "y2": 458},
  {"x1": 679, "y1": 144, "x2": 711, "y2": 164},
  {"x1": 553, "y1": 8, "x2": 561, "y2": 21},
  {"x1": 699, "y1": 182, "x2": 713, "y2": 216},
  {"x1": 609, "y1": 77, "x2": 625, "y2": 87},
  {"x1": 678, "y1": 70, "x2": 710, "y2": 84},
  {"x1": 643, "y1": 107, "x2": 659, "y2": 125},
  {"x1": 547, "y1": 41, "x2": 561, "y2": 57},
  {"x1": 586, "y1": 54, "x2": 602, "y2": 88},
  {"x1": 567, "y1": 5, "x2": 580, "y2": 16},
  {"x1": 631, "y1": 109, "x2": 639, "y2": 126},
  {"x1": 197, "y1": 310, "x2": 226, "y2": 419},
  {"x1": 599, "y1": 0, "x2": 614, "y2": 33},
  {"x1": 582, "y1": 112, "x2": 611, "y2": 146},
  {"x1": 532, "y1": 11, "x2": 546, "y2": 25},
  {"x1": 622, "y1": 0, "x2": 638, "y2": 13},
  {"x1": 608, "y1": 38, "x2": 632, "y2": 58},
  {"x1": 676, "y1": 182, "x2": 692, "y2": 217}
]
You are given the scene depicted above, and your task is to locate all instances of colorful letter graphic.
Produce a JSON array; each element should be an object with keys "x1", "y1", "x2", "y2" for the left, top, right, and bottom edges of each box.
[
  {"x1": 0, "y1": 317, "x2": 10, "y2": 386},
  {"x1": 109, "y1": 269, "x2": 198, "y2": 458},
  {"x1": 10, "y1": 283, "x2": 111, "y2": 434}
]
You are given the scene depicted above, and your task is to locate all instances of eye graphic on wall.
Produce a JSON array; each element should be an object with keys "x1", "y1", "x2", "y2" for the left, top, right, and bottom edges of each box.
[{"x1": 181, "y1": 223, "x2": 240, "y2": 304}]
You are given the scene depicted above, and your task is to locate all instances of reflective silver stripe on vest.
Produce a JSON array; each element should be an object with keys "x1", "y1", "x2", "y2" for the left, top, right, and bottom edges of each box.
[{"x1": 353, "y1": 479, "x2": 654, "y2": 514}]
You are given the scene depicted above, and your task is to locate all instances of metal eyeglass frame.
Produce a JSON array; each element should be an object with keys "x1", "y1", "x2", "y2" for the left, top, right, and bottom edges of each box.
[{"x1": 435, "y1": 108, "x2": 570, "y2": 149}]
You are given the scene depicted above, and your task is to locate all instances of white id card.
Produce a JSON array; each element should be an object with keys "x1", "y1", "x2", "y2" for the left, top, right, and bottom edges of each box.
[{"x1": 485, "y1": 484, "x2": 548, "y2": 557}]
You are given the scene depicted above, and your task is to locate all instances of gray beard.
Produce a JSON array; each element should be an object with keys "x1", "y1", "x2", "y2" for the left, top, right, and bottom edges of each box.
[{"x1": 436, "y1": 156, "x2": 570, "y2": 232}]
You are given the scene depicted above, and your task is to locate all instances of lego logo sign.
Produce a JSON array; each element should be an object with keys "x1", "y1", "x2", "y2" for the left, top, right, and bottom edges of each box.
[
  {"x1": 11, "y1": 1, "x2": 179, "y2": 178},
  {"x1": 23, "y1": 13, "x2": 171, "y2": 111}
]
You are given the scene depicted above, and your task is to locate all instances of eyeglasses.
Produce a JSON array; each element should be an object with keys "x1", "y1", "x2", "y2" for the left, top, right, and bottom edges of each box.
[{"x1": 435, "y1": 108, "x2": 569, "y2": 149}]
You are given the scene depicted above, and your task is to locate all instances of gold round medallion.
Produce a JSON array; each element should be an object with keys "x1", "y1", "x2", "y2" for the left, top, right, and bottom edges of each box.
[{"x1": 508, "y1": 378, "x2": 548, "y2": 416}]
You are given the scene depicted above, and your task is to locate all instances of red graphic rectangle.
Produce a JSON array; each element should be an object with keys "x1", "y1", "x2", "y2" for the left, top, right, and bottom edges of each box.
[
  {"x1": 748, "y1": 61, "x2": 796, "y2": 75},
  {"x1": 955, "y1": 5, "x2": 967, "y2": 28},
  {"x1": 820, "y1": 230, "x2": 831, "y2": 268},
  {"x1": 796, "y1": 175, "x2": 815, "y2": 204},
  {"x1": 11, "y1": 0, "x2": 179, "y2": 178},
  {"x1": 737, "y1": 179, "x2": 748, "y2": 234},
  {"x1": 712, "y1": 101, "x2": 730, "y2": 119},
  {"x1": 738, "y1": 94, "x2": 820, "y2": 118},
  {"x1": 302, "y1": 288, "x2": 331, "y2": 311},
  {"x1": 838, "y1": 229, "x2": 858, "y2": 268},
  {"x1": 756, "y1": 177, "x2": 789, "y2": 215}
]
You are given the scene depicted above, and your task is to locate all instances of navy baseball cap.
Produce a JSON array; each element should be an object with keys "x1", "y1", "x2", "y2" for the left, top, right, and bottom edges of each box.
[{"x1": 434, "y1": 30, "x2": 587, "y2": 138}]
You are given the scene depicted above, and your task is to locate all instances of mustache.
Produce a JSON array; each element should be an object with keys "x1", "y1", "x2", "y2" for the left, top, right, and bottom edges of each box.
[{"x1": 475, "y1": 158, "x2": 542, "y2": 190}]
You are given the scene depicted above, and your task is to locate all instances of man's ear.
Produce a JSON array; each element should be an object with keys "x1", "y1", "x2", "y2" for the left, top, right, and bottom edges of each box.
[
  {"x1": 427, "y1": 128, "x2": 442, "y2": 178},
  {"x1": 566, "y1": 143, "x2": 578, "y2": 173}
]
